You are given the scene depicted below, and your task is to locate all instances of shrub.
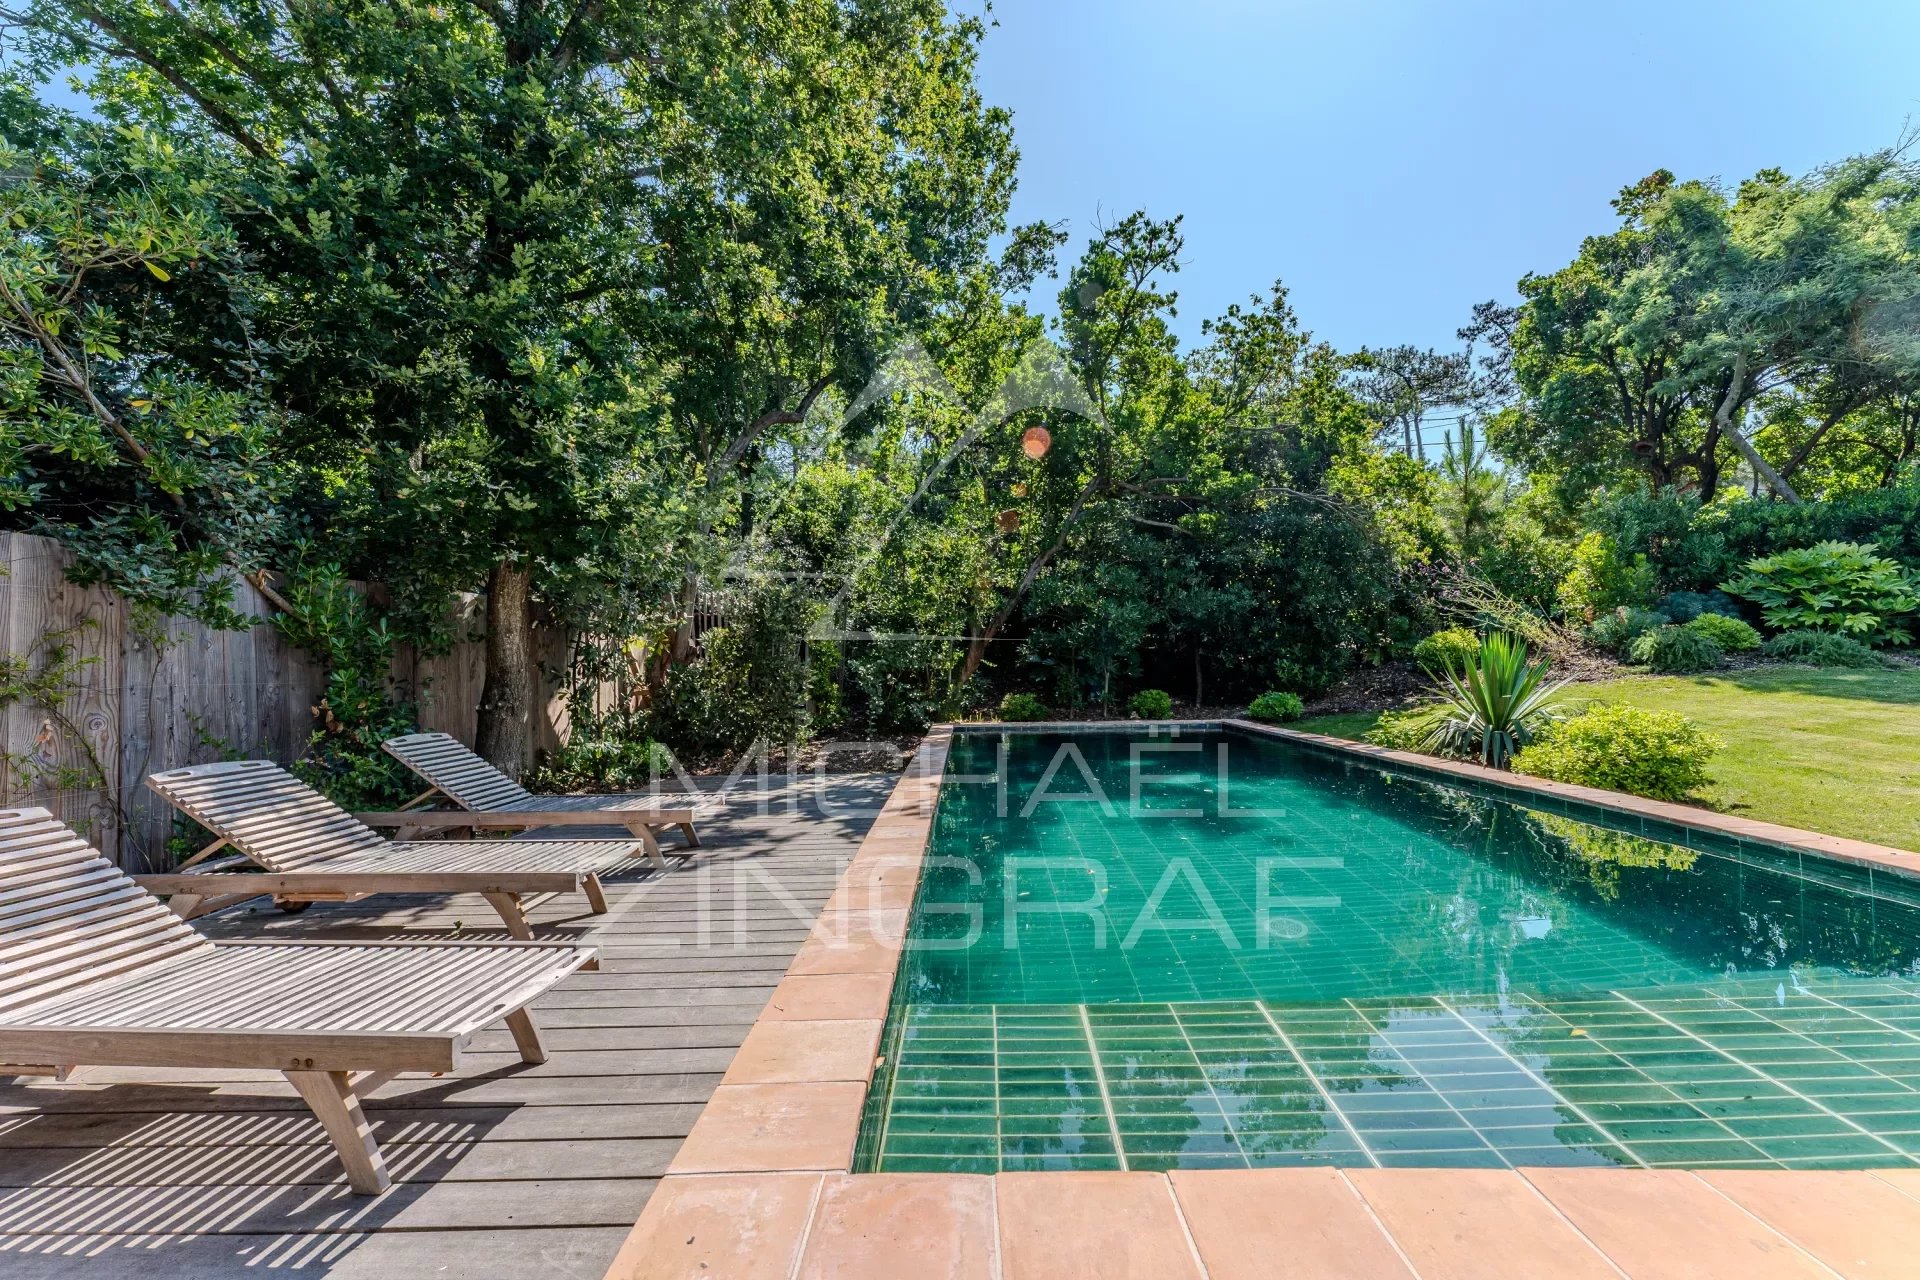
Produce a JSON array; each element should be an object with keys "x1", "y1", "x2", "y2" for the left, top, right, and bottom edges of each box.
[
  {"x1": 1657, "y1": 589, "x2": 1741, "y2": 623},
  {"x1": 1512, "y1": 703, "x2": 1722, "y2": 802},
  {"x1": 1364, "y1": 705, "x2": 1451, "y2": 753},
  {"x1": 1722, "y1": 541, "x2": 1920, "y2": 646},
  {"x1": 530, "y1": 737, "x2": 673, "y2": 793},
  {"x1": 1586, "y1": 606, "x2": 1670, "y2": 654},
  {"x1": 1425, "y1": 632, "x2": 1569, "y2": 768},
  {"x1": 1626, "y1": 625, "x2": 1724, "y2": 673},
  {"x1": 1555, "y1": 530, "x2": 1658, "y2": 620},
  {"x1": 1247, "y1": 691, "x2": 1304, "y2": 723},
  {"x1": 649, "y1": 580, "x2": 818, "y2": 754},
  {"x1": 998, "y1": 692, "x2": 1048, "y2": 722},
  {"x1": 1760, "y1": 628, "x2": 1884, "y2": 668},
  {"x1": 1127, "y1": 688, "x2": 1174, "y2": 719},
  {"x1": 1683, "y1": 612, "x2": 1760, "y2": 652},
  {"x1": 1411, "y1": 627, "x2": 1481, "y2": 674}
]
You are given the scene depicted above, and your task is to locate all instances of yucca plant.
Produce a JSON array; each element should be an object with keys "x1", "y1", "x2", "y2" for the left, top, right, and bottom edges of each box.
[{"x1": 1424, "y1": 631, "x2": 1568, "y2": 769}]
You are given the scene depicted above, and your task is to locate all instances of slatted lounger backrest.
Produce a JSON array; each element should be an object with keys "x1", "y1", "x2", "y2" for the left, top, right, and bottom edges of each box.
[
  {"x1": 383, "y1": 731, "x2": 534, "y2": 811},
  {"x1": 0, "y1": 807, "x2": 212, "y2": 1018},
  {"x1": 146, "y1": 760, "x2": 390, "y2": 871}
]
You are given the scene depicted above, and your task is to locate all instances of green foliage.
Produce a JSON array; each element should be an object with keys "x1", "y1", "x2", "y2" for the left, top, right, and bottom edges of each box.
[
  {"x1": 997, "y1": 692, "x2": 1048, "y2": 722},
  {"x1": 530, "y1": 738, "x2": 673, "y2": 794},
  {"x1": 0, "y1": 113, "x2": 283, "y2": 628},
  {"x1": 650, "y1": 582, "x2": 819, "y2": 756},
  {"x1": 1127, "y1": 688, "x2": 1174, "y2": 719},
  {"x1": 1412, "y1": 627, "x2": 1481, "y2": 674},
  {"x1": 1424, "y1": 632, "x2": 1569, "y2": 768},
  {"x1": 1586, "y1": 607, "x2": 1671, "y2": 654},
  {"x1": 1627, "y1": 625, "x2": 1726, "y2": 673},
  {"x1": 1555, "y1": 531, "x2": 1657, "y2": 620},
  {"x1": 1683, "y1": 612, "x2": 1760, "y2": 652},
  {"x1": 1759, "y1": 628, "x2": 1885, "y2": 668},
  {"x1": 1722, "y1": 541, "x2": 1920, "y2": 645},
  {"x1": 1512, "y1": 703, "x2": 1722, "y2": 802},
  {"x1": 1247, "y1": 691, "x2": 1304, "y2": 723},
  {"x1": 1364, "y1": 705, "x2": 1451, "y2": 753},
  {"x1": 1657, "y1": 590, "x2": 1742, "y2": 623},
  {"x1": 1492, "y1": 154, "x2": 1920, "y2": 503},
  {"x1": 837, "y1": 636, "x2": 963, "y2": 736},
  {"x1": 269, "y1": 560, "x2": 419, "y2": 810}
]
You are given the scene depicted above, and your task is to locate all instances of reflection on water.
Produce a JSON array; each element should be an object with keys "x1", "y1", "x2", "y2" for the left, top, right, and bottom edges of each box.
[{"x1": 858, "y1": 730, "x2": 1920, "y2": 1173}]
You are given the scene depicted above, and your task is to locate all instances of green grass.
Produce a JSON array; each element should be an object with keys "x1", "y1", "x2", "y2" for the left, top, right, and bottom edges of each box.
[{"x1": 1297, "y1": 664, "x2": 1920, "y2": 851}]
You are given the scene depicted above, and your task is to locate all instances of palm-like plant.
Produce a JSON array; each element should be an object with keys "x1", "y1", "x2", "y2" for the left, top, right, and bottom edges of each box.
[{"x1": 1423, "y1": 631, "x2": 1568, "y2": 768}]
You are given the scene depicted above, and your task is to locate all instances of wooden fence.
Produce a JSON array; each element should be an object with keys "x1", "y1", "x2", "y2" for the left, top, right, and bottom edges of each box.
[{"x1": 0, "y1": 532, "x2": 580, "y2": 870}]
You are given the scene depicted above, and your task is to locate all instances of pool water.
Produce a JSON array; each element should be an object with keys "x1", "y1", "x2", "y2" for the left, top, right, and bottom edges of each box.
[{"x1": 855, "y1": 728, "x2": 1920, "y2": 1172}]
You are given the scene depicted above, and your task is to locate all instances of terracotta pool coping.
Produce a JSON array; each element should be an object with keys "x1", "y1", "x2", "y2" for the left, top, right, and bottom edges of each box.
[{"x1": 604, "y1": 720, "x2": 1920, "y2": 1278}]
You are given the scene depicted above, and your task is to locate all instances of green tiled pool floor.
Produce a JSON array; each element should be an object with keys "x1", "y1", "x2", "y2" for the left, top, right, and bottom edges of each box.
[
  {"x1": 858, "y1": 729, "x2": 1920, "y2": 1172},
  {"x1": 872, "y1": 983, "x2": 1920, "y2": 1172}
]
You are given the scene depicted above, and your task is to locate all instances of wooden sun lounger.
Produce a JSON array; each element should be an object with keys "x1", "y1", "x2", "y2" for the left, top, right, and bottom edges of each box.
[
  {"x1": 140, "y1": 759, "x2": 649, "y2": 938},
  {"x1": 0, "y1": 806, "x2": 594, "y2": 1194},
  {"x1": 370, "y1": 731, "x2": 704, "y2": 857}
]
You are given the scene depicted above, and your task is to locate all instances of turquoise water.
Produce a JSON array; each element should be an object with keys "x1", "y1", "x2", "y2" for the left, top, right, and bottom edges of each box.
[{"x1": 856, "y1": 728, "x2": 1920, "y2": 1172}]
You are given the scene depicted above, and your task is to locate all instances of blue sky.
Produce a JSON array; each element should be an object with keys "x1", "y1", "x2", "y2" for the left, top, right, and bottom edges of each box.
[{"x1": 975, "y1": 0, "x2": 1920, "y2": 354}]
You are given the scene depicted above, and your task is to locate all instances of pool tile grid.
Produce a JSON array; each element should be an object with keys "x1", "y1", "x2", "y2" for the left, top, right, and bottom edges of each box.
[{"x1": 871, "y1": 988, "x2": 1920, "y2": 1174}]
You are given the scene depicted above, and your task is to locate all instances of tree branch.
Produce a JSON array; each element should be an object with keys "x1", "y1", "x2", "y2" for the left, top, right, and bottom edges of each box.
[
  {"x1": 709, "y1": 373, "x2": 833, "y2": 484},
  {"x1": 73, "y1": 5, "x2": 272, "y2": 158},
  {"x1": 550, "y1": 0, "x2": 604, "y2": 70}
]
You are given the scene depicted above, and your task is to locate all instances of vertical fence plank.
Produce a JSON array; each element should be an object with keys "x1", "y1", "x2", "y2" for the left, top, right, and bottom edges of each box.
[{"x1": 1, "y1": 533, "x2": 528, "y2": 865}]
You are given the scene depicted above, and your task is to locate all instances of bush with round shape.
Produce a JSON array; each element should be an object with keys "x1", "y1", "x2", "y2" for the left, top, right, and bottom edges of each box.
[
  {"x1": 1586, "y1": 606, "x2": 1669, "y2": 654},
  {"x1": 1657, "y1": 589, "x2": 1741, "y2": 624},
  {"x1": 1127, "y1": 688, "x2": 1174, "y2": 720},
  {"x1": 1759, "y1": 629, "x2": 1884, "y2": 669},
  {"x1": 1682, "y1": 612, "x2": 1760, "y2": 653},
  {"x1": 1627, "y1": 625, "x2": 1724, "y2": 673},
  {"x1": 998, "y1": 692, "x2": 1048, "y2": 722},
  {"x1": 1247, "y1": 691, "x2": 1304, "y2": 723},
  {"x1": 1411, "y1": 627, "x2": 1480, "y2": 674},
  {"x1": 1512, "y1": 703, "x2": 1722, "y2": 802}
]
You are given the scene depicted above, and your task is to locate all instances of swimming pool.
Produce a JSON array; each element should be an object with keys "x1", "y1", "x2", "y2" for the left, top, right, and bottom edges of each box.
[{"x1": 854, "y1": 726, "x2": 1920, "y2": 1172}]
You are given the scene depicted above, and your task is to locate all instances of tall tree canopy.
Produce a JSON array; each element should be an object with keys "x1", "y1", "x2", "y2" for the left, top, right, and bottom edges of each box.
[
  {"x1": 1487, "y1": 152, "x2": 1920, "y2": 506},
  {"x1": 8, "y1": 0, "x2": 1021, "y2": 771}
]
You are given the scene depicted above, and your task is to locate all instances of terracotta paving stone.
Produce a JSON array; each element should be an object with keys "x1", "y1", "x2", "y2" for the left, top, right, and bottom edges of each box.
[
  {"x1": 1703, "y1": 1171, "x2": 1920, "y2": 1278},
  {"x1": 1524, "y1": 1168, "x2": 1829, "y2": 1279},
  {"x1": 762, "y1": 971, "x2": 894, "y2": 1021},
  {"x1": 602, "y1": 1172, "x2": 821, "y2": 1280},
  {"x1": 667, "y1": 1082, "x2": 866, "y2": 1174},
  {"x1": 995, "y1": 1172, "x2": 1203, "y2": 1280},
  {"x1": 1168, "y1": 1168, "x2": 1412, "y2": 1280},
  {"x1": 795, "y1": 1174, "x2": 997, "y2": 1280},
  {"x1": 722, "y1": 1018, "x2": 884, "y2": 1086},
  {"x1": 786, "y1": 930, "x2": 905, "y2": 976},
  {"x1": 1345, "y1": 1168, "x2": 1621, "y2": 1280}
]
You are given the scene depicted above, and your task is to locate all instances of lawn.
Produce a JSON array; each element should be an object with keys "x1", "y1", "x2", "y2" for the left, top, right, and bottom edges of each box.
[{"x1": 1296, "y1": 664, "x2": 1920, "y2": 851}]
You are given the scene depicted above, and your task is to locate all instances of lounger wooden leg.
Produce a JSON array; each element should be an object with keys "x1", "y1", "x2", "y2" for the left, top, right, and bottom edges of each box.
[
  {"x1": 583, "y1": 872, "x2": 609, "y2": 914},
  {"x1": 165, "y1": 893, "x2": 205, "y2": 921},
  {"x1": 677, "y1": 821, "x2": 701, "y2": 849},
  {"x1": 483, "y1": 890, "x2": 535, "y2": 940},
  {"x1": 628, "y1": 823, "x2": 668, "y2": 871},
  {"x1": 504, "y1": 1006, "x2": 548, "y2": 1064},
  {"x1": 286, "y1": 1069, "x2": 390, "y2": 1195}
]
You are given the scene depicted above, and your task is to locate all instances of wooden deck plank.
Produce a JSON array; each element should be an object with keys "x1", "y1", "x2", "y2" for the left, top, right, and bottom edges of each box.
[{"x1": 0, "y1": 775, "x2": 887, "y2": 1277}]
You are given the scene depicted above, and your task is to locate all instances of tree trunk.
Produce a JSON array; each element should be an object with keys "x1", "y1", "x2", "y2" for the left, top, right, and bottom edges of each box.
[{"x1": 476, "y1": 559, "x2": 535, "y2": 779}]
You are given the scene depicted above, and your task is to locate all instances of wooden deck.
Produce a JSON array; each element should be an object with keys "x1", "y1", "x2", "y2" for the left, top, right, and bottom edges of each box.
[{"x1": 0, "y1": 772, "x2": 894, "y2": 1279}]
